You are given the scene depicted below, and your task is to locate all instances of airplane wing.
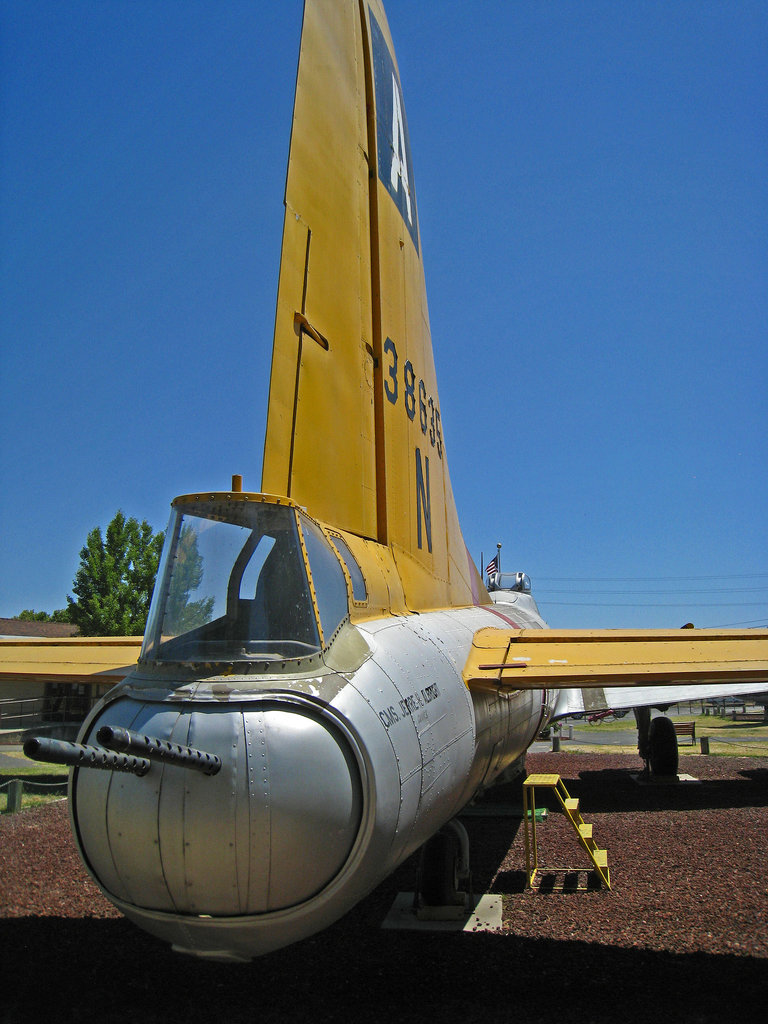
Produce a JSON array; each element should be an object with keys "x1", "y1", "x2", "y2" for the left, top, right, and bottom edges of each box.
[
  {"x1": 0, "y1": 637, "x2": 141, "y2": 684},
  {"x1": 463, "y1": 626, "x2": 768, "y2": 716}
]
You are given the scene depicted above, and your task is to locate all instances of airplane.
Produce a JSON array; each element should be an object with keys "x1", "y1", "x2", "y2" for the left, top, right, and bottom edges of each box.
[{"x1": 18, "y1": 0, "x2": 768, "y2": 962}]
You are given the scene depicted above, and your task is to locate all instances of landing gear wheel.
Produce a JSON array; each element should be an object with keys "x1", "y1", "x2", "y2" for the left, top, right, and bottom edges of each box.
[
  {"x1": 648, "y1": 715, "x2": 679, "y2": 776},
  {"x1": 418, "y1": 831, "x2": 460, "y2": 907}
]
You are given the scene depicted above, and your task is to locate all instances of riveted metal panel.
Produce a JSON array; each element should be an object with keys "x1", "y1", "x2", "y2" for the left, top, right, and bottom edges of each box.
[
  {"x1": 91, "y1": 702, "x2": 181, "y2": 912},
  {"x1": 180, "y1": 708, "x2": 244, "y2": 915},
  {"x1": 391, "y1": 773, "x2": 421, "y2": 863},
  {"x1": 331, "y1": 669, "x2": 402, "y2": 845},
  {"x1": 359, "y1": 613, "x2": 478, "y2": 857},
  {"x1": 153, "y1": 710, "x2": 193, "y2": 912},
  {"x1": 73, "y1": 696, "x2": 146, "y2": 903},
  {"x1": 405, "y1": 618, "x2": 474, "y2": 837},
  {"x1": 361, "y1": 621, "x2": 422, "y2": 777},
  {"x1": 261, "y1": 705, "x2": 363, "y2": 911},
  {"x1": 243, "y1": 707, "x2": 271, "y2": 914}
]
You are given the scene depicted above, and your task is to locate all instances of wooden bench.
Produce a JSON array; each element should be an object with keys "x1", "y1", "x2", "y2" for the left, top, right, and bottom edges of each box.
[{"x1": 673, "y1": 721, "x2": 696, "y2": 744}]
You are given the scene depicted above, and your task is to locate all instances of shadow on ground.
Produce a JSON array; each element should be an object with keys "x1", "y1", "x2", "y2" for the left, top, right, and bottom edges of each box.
[{"x1": 1, "y1": 911, "x2": 763, "y2": 1024}]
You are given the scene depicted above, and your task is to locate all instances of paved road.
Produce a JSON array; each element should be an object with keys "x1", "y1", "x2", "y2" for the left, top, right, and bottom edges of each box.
[
  {"x1": 0, "y1": 746, "x2": 24, "y2": 770},
  {"x1": 559, "y1": 727, "x2": 766, "y2": 747},
  {"x1": 569, "y1": 729, "x2": 638, "y2": 746}
]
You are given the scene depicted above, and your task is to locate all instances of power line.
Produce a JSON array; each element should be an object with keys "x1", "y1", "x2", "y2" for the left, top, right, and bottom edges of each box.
[
  {"x1": 536, "y1": 572, "x2": 768, "y2": 583},
  {"x1": 539, "y1": 600, "x2": 768, "y2": 608},
  {"x1": 716, "y1": 619, "x2": 768, "y2": 628},
  {"x1": 537, "y1": 586, "x2": 768, "y2": 596}
]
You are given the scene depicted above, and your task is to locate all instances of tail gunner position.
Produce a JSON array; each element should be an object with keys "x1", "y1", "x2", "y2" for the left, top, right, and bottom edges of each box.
[
  {"x1": 34, "y1": 1, "x2": 551, "y2": 959},
  {"x1": 25, "y1": 0, "x2": 768, "y2": 962}
]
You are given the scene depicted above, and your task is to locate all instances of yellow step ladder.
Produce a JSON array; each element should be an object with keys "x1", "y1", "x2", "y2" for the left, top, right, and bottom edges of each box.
[{"x1": 522, "y1": 773, "x2": 611, "y2": 890}]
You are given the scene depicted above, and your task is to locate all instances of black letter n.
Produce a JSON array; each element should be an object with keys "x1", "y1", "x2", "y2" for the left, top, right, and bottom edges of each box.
[{"x1": 415, "y1": 448, "x2": 432, "y2": 553}]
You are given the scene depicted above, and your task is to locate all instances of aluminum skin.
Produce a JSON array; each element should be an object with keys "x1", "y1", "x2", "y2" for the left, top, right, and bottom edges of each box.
[{"x1": 69, "y1": 604, "x2": 552, "y2": 961}]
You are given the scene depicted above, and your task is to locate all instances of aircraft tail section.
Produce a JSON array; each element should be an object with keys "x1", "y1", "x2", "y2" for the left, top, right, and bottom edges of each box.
[
  {"x1": 262, "y1": 0, "x2": 377, "y2": 538},
  {"x1": 262, "y1": 0, "x2": 486, "y2": 610}
]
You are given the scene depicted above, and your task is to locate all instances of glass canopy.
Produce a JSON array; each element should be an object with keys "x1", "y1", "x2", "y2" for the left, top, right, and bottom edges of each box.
[{"x1": 141, "y1": 497, "x2": 350, "y2": 664}]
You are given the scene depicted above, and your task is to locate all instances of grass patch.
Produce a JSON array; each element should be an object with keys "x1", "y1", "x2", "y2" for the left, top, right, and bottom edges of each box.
[
  {"x1": 564, "y1": 743, "x2": 638, "y2": 755},
  {"x1": 5, "y1": 792, "x2": 68, "y2": 812},
  {"x1": 691, "y1": 719, "x2": 768, "y2": 738},
  {"x1": 1, "y1": 751, "x2": 68, "y2": 777},
  {"x1": 1, "y1": 751, "x2": 68, "y2": 813},
  {"x1": 566, "y1": 711, "x2": 768, "y2": 740},
  {"x1": 560, "y1": 739, "x2": 768, "y2": 758},
  {"x1": 683, "y1": 741, "x2": 768, "y2": 757},
  {"x1": 564, "y1": 717, "x2": 634, "y2": 732},
  {"x1": 2, "y1": 781, "x2": 68, "y2": 814}
]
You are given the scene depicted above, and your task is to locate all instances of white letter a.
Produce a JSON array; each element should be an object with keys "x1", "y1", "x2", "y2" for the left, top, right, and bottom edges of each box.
[{"x1": 390, "y1": 74, "x2": 412, "y2": 224}]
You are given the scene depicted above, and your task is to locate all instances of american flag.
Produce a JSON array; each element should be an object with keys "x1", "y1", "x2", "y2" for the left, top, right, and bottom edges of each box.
[{"x1": 485, "y1": 557, "x2": 499, "y2": 578}]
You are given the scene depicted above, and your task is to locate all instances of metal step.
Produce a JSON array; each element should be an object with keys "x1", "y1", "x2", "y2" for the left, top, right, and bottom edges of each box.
[{"x1": 522, "y1": 773, "x2": 611, "y2": 890}]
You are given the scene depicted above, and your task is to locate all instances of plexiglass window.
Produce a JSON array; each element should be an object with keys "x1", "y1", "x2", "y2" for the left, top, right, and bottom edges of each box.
[
  {"x1": 142, "y1": 501, "x2": 320, "y2": 663},
  {"x1": 329, "y1": 535, "x2": 367, "y2": 602},
  {"x1": 300, "y1": 517, "x2": 350, "y2": 642}
]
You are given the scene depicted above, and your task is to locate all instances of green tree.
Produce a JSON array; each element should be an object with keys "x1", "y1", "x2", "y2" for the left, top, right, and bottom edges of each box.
[
  {"x1": 164, "y1": 524, "x2": 215, "y2": 633},
  {"x1": 66, "y1": 511, "x2": 165, "y2": 636},
  {"x1": 16, "y1": 608, "x2": 71, "y2": 623}
]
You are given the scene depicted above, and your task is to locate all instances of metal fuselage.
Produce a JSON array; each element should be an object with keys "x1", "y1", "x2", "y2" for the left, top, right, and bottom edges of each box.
[
  {"x1": 65, "y1": 0, "x2": 552, "y2": 961},
  {"x1": 71, "y1": 598, "x2": 550, "y2": 961}
]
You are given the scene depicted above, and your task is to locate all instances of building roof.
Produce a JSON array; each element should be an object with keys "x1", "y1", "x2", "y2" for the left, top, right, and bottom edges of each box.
[{"x1": 0, "y1": 618, "x2": 80, "y2": 639}]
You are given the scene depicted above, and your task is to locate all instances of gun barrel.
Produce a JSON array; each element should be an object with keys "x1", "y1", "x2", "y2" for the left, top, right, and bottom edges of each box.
[
  {"x1": 24, "y1": 736, "x2": 151, "y2": 776},
  {"x1": 97, "y1": 725, "x2": 221, "y2": 775}
]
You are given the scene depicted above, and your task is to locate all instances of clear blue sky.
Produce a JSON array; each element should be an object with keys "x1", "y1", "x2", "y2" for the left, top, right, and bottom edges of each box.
[{"x1": 1, "y1": 0, "x2": 766, "y2": 629}]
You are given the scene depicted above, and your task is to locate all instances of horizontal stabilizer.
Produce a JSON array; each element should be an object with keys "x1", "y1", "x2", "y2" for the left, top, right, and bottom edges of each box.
[
  {"x1": 464, "y1": 627, "x2": 768, "y2": 695},
  {"x1": 0, "y1": 637, "x2": 141, "y2": 683}
]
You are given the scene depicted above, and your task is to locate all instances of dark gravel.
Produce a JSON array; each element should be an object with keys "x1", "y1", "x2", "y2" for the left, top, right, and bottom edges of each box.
[{"x1": 2, "y1": 752, "x2": 766, "y2": 1023}]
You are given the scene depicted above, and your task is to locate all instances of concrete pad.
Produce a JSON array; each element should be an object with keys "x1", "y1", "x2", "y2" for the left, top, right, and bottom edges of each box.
[{"x1": 381, "y1": 892, "x2": 502, "y2": 933}]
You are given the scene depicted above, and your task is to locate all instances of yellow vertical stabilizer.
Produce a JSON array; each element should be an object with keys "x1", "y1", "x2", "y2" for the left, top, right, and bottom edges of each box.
[{"x1": 262, "y1": 0, "x2": 486, "y2": 611}]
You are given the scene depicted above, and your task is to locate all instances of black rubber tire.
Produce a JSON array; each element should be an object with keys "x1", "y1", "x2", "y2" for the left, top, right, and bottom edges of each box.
[
  {"x1": 648, "y1": 715, "x2": 679, "y2": 776},
  {"x1": 418, "y1": 832, "x2": 459, "y2": 906}
]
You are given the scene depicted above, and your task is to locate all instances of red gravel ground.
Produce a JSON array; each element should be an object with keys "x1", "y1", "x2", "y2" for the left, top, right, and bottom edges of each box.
[{"x1": 2, "y1": 752, "x2": 766, "y2": 1024}]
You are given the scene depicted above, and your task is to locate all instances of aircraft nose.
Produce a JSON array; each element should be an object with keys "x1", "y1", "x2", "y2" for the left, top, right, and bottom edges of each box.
[{"x1": 73, "y1": 699, "x2": 365, "y2": 917}]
